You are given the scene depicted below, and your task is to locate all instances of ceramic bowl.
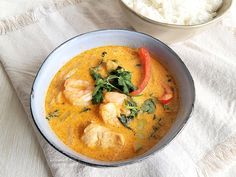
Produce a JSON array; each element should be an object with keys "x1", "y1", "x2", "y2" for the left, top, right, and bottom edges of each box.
[
  {"x1": 119, "y1": 0, "x2": 233, "y2": 44},
  {"x1": 30, "y1": 29, "x2": 195, "y2": 167}
]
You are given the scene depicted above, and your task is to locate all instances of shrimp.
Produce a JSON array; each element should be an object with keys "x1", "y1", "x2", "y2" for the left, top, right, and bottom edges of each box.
[
  {"x1": 99, "y1": 92, "x2": 128, "y2": 126},
  {"x1": 64, "y1": 69, "x2": 77, "y2": 80},
  {"x1": 99, "y1": 103, "x2": 121, "y2": 126},
  {"x1": 63, "y1": 78, "x2": 93, "y2": 106},
  {"x1": 104, "y1": 92, "x2": 127, "y2": 105},
  {"x1": 81, "y1": 123, "x2": 124, "y2": 148},
  {"x1": 56, "y1": 92, "x2": 64, "y2": 104}
]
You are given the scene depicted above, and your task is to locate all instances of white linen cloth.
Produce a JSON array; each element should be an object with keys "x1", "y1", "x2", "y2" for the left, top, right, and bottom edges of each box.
[{"x1": 0, "y1": 0, "x2": 235, "y2": 177}]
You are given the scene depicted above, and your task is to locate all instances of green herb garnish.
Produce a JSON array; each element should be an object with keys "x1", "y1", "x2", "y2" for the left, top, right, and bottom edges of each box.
[
  {"x1": 149, "y1": 116, "x2": 163, "y2": 139},
  {"x1": 46, "y1": 109, "x2": 60, "y2": 120},
  {"x1": 141, "y1": 98, "x2": 156, "y2": 114},
  {"x1": 109, "y1": 66, "x2": 136, "y2": 94},
  {"x1": 158, "y1": 118, "x2": 164, "y2": 126},
  {"x1": 118, "y1": 98, "x2": 139, "y2": 131},
  {"x1": 90, "y1": 66, "x2": 136, "y2": 104},
  {"x1": 89, "y1": 59, "x2": 105, "y2": 80},
  {"x1": 124, "y1": 99, "x2": 139, "y2": 119},
  {"x1": 91, "y1": 76, "x2": 119, "y2": 104},
  {"x1": 91, "y1": 79, "x2": 106, "y2": 104},
  {"x1": 90, "y1": 68, "x2": 102, "y2": 80},
  {"x1": 149, "y1": 125, "x2": 160, "y2": 139},
  {"x1": 118, "y1": 115, "x2": 133, "y2": 131}
]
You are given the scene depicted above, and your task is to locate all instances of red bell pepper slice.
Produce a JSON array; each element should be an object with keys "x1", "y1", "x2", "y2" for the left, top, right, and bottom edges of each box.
[
  {"x1": 159, "y1": 84, "x2": 173, "y2": 104},
  {"x1": 131, "y1": 47, "x2": 151, "y2": 96}
]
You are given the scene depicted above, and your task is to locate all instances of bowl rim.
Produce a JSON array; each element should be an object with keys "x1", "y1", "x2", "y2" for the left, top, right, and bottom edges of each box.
[
  {"x1": 30, "y1": 29, "x2": 195, "y2": 167},
  {"x1": 119, "y1": 0, "x2": 233, "y2": 28}
]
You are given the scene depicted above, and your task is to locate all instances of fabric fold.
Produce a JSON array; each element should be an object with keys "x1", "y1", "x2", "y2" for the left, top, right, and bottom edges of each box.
[{"x1": 0, "y1": 0, "x2": 235, "y2": 176}]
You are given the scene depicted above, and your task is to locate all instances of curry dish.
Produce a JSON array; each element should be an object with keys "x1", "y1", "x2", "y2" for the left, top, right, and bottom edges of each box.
[{"x1": 45, "y1": 46, "x2": 179, "y2": 161}]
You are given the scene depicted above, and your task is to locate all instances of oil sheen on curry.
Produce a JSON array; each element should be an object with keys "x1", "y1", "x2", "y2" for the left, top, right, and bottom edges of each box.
[{"x1": 45, "y1": 46, "x2": 179, "y2": 161}]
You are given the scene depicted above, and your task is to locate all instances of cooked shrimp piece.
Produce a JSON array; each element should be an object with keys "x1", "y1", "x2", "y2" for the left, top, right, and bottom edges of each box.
[
  {"x1": 64, "y1": 69, "x2": 77, "y2": 80},
  {"x1": 100, "y1": 103, "x2": 121, "y2": 126},
  {"x1": 100, "y1": 92, "x2": 128, "y2": 126},
  {"x1": 56, "y1": 92, "x2": 64, "y2": 104},
  {"x1": 63, "y1": 78, "x2": 93, "y2": 106},
  {"x1": 104, "y1": 92, "x2": 127, "y2": 105},
  {"x1": 81, "y1": 123, "x2": 125, "y2": 148}
]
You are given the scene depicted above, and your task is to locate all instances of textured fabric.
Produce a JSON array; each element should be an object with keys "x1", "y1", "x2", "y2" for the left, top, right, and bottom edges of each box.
[{"x1": 0, "y1": 0, "x2": 236, "y2": 177}]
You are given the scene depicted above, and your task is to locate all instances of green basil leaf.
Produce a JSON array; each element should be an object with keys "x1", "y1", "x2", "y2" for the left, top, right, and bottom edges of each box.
[{"x1": 141, "y1": 98, "x2": 156, "y2": 114}]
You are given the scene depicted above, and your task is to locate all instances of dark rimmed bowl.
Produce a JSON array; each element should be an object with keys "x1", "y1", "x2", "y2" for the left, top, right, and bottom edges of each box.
[{"x1": 30, "y1": 29, "x2": 195, "y2": 167}]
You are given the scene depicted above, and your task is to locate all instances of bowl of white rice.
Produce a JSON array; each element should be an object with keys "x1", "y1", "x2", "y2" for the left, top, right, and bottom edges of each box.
[{"x1": 120, "y1": 0, "x2": 233, "y2": 43}]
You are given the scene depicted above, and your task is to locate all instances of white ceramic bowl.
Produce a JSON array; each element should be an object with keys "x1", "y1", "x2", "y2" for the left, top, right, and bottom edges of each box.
[
  {"x1": 119, "y1": 0, "x2": 233, "y2": 44},
  {"x1": 30, "y1": 29, "x2": 195, "y2": 167}
]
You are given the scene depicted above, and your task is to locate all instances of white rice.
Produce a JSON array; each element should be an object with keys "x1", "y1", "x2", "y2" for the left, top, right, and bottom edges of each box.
[{"x1": 122, "y1": 0, "x2": 223, "y2": 25}]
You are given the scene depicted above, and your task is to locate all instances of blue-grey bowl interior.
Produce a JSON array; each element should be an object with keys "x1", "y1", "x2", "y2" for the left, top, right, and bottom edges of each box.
[{"x1": 30, "y1": 29, "x2": 195, "y2": 167}]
